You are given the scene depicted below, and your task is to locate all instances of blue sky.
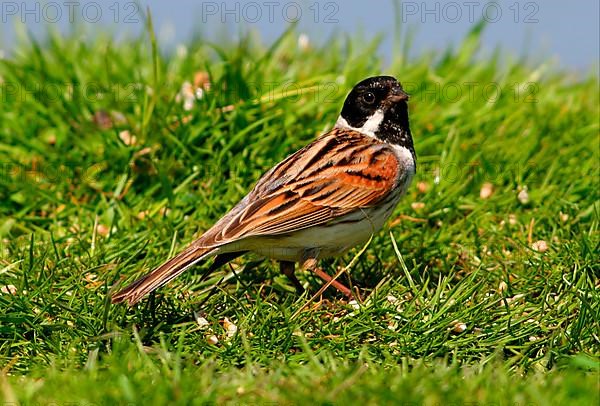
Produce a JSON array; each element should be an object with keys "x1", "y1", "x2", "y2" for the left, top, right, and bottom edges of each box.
[{"x1": 0, "y1": 1, "x2": 598, "y2": 71}]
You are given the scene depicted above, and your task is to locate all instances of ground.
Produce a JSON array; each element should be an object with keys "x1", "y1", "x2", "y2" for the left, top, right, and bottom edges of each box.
[{"x1": 0, "y1": 22, "x2": 598, "y2": 404}]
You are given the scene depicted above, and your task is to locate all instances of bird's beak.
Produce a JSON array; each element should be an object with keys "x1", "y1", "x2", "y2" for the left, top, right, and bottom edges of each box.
[
  {"x1": 382, "y1": 87, "x2": 409, "y2": 111},
  {"x1": 386, "y1": 87, "x2": 410, "y2": 103}
]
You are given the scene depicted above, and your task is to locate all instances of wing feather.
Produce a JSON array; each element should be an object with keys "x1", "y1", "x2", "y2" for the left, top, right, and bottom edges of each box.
[{"x1": 207, "y1": 128, "x2": 401, "y2": 241}]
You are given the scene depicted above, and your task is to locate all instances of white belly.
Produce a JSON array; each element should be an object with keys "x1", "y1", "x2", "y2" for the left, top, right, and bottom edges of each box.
[{"x1": 240, "y1": 195, "x2": 400, "y2": 262}]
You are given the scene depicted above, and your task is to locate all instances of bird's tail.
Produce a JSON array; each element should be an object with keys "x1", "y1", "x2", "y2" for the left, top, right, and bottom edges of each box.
[{"x1": 111, "y1": 242, "x2": 217, "y2": 306}]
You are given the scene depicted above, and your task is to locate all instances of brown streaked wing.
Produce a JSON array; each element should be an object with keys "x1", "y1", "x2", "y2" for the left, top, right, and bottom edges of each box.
[{"x1": 208, "y1": 128, "x2": 400, "y2": 241}]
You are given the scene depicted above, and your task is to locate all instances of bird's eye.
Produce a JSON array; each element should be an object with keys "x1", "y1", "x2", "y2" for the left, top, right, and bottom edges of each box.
[{"x1": 363, "y1": 92, "x2": 376, "y2": 105}]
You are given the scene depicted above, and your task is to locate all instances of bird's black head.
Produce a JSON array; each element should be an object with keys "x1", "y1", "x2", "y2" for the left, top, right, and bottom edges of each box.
[{"x1": 336, "y1": 76, "x2": 414, "y2": 157}]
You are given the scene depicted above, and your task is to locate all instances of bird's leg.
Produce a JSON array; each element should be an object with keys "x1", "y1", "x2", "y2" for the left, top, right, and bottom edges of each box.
[
  {"x1": 301, "y1": 254, "x2": 354, "y2": 298},
  {"x1": 313, "y1": 267, "x2": 353, "y2": 298},
  {"x1": 279, "y1": 261, "x2": 304, "y2": 294}
]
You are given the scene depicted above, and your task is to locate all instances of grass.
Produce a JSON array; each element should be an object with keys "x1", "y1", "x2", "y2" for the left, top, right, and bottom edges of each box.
[{"x1": 0, "y1": 17, "x2": 599, "y2": 404}]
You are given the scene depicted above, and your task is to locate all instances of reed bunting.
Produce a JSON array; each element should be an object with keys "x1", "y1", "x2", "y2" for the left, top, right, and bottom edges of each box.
[{"x1": 112, "y1": 75, "x2": 416, "y2": 305}]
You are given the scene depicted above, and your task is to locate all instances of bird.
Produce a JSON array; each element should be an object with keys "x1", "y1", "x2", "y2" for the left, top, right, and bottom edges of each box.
[{"x1": 111, "y1": 75, "x2": 416, "y2": 305}]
